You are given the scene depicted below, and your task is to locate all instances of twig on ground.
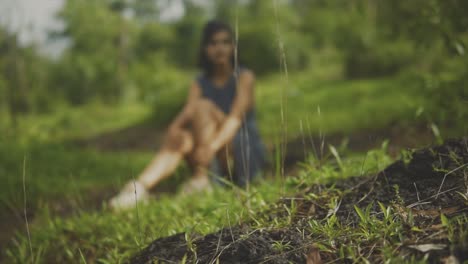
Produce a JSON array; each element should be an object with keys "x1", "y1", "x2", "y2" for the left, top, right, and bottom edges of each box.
[{"x1": 436, "y1": 163, "x2": 467, "y2": 199}]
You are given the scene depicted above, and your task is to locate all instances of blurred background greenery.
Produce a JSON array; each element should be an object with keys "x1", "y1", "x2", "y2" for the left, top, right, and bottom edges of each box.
[
  {"x1": 0, "y1": 1, "x2": 467, "y2": 262},
  {"x1": 1, "y1": 0, "x2": 466, "y2": 140},
  {"x1": 1, "y1": 0, "x2": 467, "y2": 207}
]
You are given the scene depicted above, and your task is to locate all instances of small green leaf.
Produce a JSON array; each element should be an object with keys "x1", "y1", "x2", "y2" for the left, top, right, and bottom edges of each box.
[
  {"x1": 440, "y1": 214, "x2": 449, "y2": 226},
  {"x1": 329, "y1": 145, "x2": 344, "y2": 171},
  {"x1": 354, "y1": 205, "x2": 366, "y2": 222},
  {"x1": 378, "y1": 202, "x2": 388, "y2": 218}
]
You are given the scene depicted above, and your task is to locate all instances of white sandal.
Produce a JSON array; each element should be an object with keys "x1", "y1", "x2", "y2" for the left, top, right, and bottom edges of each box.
[
  {"x1": 180, "y1": 176, "x2": 212, "y2": 195},
  {"x1": 109, "y1": 181, "x2": 149, "y2": 210}
]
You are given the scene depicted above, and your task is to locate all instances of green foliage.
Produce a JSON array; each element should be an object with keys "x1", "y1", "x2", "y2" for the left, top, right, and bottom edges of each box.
[
  {"x1": 4, "y1": 178, "x2": 285, "y2": 263},
  {"x1": 0, "y1": 102, "x2": 150, "y2": 143},
  {"x1": 345, "y1": 38, "x2": 416, "y2": 78},
  {"x1": 222, "y1": 0, "x2": 311, "y2": 75},
  {"x1": 1, "y1": 0, "x2": 467, "y2": 127},
  {"x1": 0, "y1": 2, "x2": 466, "y2": 263},
  {"x1": 134, "y1": 23, "x2": 174, "y2": 58},
  {"x1": 52, "y1": 0, "x2": 135, "y2": 104},
  {"x1": 0, "y1": 28, "x2": 52, "y2": 116},
  {"x1": 0, "y1": 140, "x2": 151, "y2": 214},
  {"x1": 3, "y1": 144, "x2": 392, "y2": 263},
  {"x1": 415, "y1": 55, "x2": 468, "y2": 129},
  {"x1": 168, "y1": 11, "x2": 206, "y2": 69},
  {"x1": 256, "y1": 74, "x2": 427, "y2": 140},
  {"x1": 129, "y1": 57, "x2": 188, "y2": 118}
]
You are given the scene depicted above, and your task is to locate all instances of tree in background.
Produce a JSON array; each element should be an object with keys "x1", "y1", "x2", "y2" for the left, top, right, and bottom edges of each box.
[
  {"x1": 51, "y1": 0, "x2": 135, "y2": 104},
  {"x1": 0, "y1": 27, "x2": 51, "y2": 127},
  {"x1": 0, "y1": 0, "x2": 466, "y2": 127}
]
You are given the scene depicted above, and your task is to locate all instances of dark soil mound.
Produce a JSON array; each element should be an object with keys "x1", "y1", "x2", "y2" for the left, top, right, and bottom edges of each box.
[
  {"x1": 130, "y1": 138, "x2": 468, "y2": 264},
  {"x1": 131, "y1": 226, "x2": 308, "y2": 264},
  {"x1": 330, "y1": 137, "x2": 468, "y2": 223}
]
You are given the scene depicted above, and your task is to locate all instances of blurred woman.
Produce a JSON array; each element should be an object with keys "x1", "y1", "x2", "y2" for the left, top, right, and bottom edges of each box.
[{"x1": 110, "y1": 20, "x2": 266, "y2": 210}]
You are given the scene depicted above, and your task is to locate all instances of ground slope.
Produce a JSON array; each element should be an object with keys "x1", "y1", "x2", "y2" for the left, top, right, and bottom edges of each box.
[{"x1": 130, "y1": 138, "x2": 468, "y2": 264}]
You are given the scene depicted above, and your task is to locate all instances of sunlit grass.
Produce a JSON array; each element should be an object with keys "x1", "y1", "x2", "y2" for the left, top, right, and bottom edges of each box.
[
  {"x1": 1, "y1": 70, "x2": 464, "y2": 263},
  {"x1": 0, "y1": 141, "x2": 153, "y2": 213},
  {"x1": 5, "y1": 145, "x2": 393, "y2": 263},
  {"x1": 1, "y1": 71, "x2": 432, "y2": 147},
  {"x1": 256, "y1": 73, "x2": 426, "y2": 140},
  {"x1": 0, "y1": 101, "x2": 151, "y2": 144},
  {"x1": 0, "y1": 71, "x2": 444, "y2": 222}
]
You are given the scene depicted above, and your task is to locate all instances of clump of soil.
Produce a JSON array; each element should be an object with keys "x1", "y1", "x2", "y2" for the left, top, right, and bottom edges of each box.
[
  {"x1": 130, "y1": 138, "x2": 468, "y2": 264},
  {"x1": 131, "y1": 226, "x2": 309, "y2": 264},
  {"x1": 329, "y1": 138, "x2": 468, "y2": 223}
]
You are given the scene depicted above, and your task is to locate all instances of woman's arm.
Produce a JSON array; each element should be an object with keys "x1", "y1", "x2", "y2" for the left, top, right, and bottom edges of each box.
[
  {"x1": 168, "y1": 81, "x2": 201, "y2": 132},
  {"x1": 209, "y1": 70, "x2": 255, "y2": 152}
]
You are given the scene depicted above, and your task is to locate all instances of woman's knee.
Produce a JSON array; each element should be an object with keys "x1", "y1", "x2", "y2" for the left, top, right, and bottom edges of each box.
[
  {"x1": 164, "y1": 130, "x2": 193, "y2": 154},
  {"x1": 193, "y1": 99, "x2": 215, "y2": 117},
  {"x1": 193, "y1": 99, "x2": 224, "y2": 123}
]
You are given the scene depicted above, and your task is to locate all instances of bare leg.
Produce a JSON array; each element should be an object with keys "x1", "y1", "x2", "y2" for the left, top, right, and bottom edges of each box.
[
  {"x1": 109, "y1": 129, "x2": 193, "y2": 210},
  {"x1": 110, "y1": 99, "x2": 225, "y2": 209},
  {"x1": 140, "y1": 99, "x2": 224, "y2": 189},
  {"x1": 138, "y1": 129, "x2": 193, "y2": 189},
  {"x1": 182, "y1": 99, "x2": 225, "y2": 193}
]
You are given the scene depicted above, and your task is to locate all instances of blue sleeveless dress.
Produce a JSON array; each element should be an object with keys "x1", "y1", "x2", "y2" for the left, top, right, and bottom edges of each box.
[{"x1": 196, "y1": 68, "x2": 267, "y2": 186}]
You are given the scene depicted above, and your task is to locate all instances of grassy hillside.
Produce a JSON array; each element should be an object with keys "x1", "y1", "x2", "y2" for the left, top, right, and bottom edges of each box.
[
  {"x1": 1, "y1": 71, "x2": 466, "y2": 263},
  {"x1": 0, "y1": 73, "x2": 446, "y2": 211},
  {"x1": 4, "y1": 142, "x2": 393, "y2": 263}
]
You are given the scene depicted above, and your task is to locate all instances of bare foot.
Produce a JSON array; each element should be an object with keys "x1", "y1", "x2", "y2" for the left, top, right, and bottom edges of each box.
[
  {"x1": 109, "y1": 181, "x2": 149, "y2": 211},
  {"x1": 180, "y1": 176, "x2": 212, "y2": 195}
]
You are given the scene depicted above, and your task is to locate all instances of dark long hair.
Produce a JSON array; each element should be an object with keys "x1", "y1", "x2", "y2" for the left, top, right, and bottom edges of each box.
[{"x1": 198, "y1": 20, "x2": 237, "y2": 75}]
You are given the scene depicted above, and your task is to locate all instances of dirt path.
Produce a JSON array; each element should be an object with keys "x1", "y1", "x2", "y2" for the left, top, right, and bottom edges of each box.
[
  {"x1": 74, "y1": 119, "x2": 435, "y2": 155},
  {"x1": 130, "y1": 138, "x2": 468, "y2": 263}
]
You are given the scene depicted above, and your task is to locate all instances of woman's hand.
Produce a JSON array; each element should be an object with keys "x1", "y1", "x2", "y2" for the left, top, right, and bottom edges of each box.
[{"x1": 207, "y1": 70, "x2": 254, "y2": 152}]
